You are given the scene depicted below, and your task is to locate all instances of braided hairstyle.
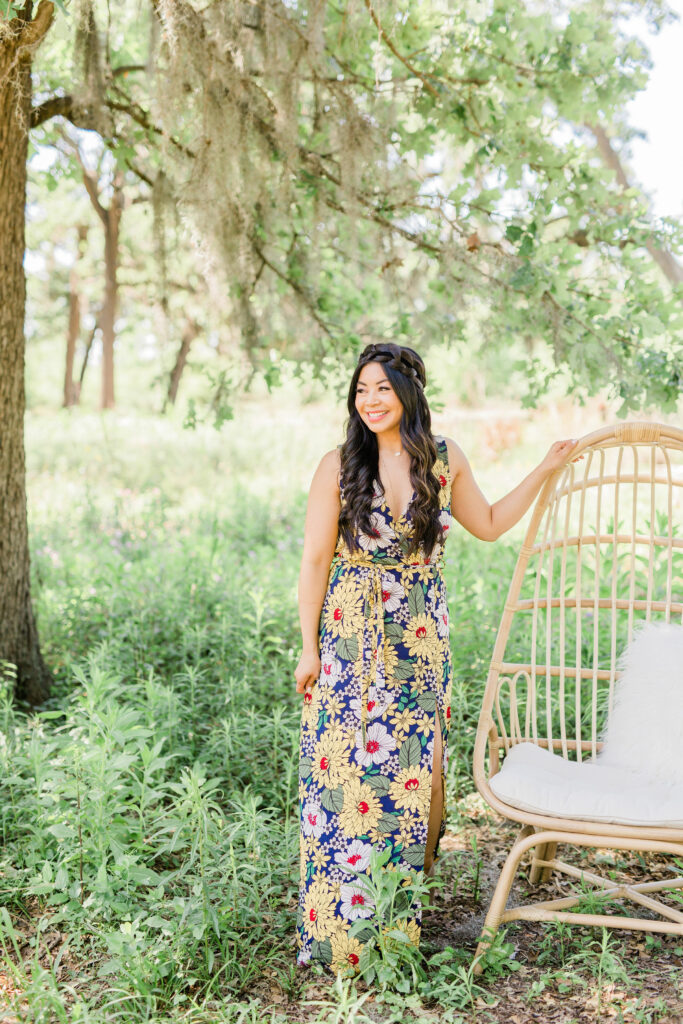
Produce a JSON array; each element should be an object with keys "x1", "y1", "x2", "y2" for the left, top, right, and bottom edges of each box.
[{"x1": 338, "y1": 343, "x2": 446, "y2": 558}]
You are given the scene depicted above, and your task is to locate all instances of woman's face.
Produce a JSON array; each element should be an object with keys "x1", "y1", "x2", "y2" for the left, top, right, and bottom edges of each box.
[{"x1": 354, "y1": 361, "x2": 403, "y2": 435}]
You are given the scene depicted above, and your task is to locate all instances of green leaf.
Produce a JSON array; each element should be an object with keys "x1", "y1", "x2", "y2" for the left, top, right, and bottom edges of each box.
[
  {"x1": 299, "y1": 756, "x2": 312, "y2": 780},
  {"x1": 402, "y1": 843, "x2": 427, "y2": 866},
  {"x1": 312, "y1": 937, "x2": 332, "y2": 964},
  {"x1": 384, "y1": 622, "x2": 404, "y2": 642},
  {"x1": 407, "y1": 583, "x2": 425, "y2": 617},
  {"x1": 393, "y1": 660, "x2": 416, "y2": 680},
  {"x1": 320, "y1": 786, "x2": 344, "y2": 813},
  {"x1": 398, "y1": 734, "x2": 422, "y2": 768},
  {"x1": 336, "y1": 635, "x2": 358, "y2": 661},
  {"x1": 364, "y1": 773, "x2": 390, "y2": 795},
  {"x1": 416, "y1": 692, "x2": 436, "y2": 712},
  {"x1": 376, "y1": 813, "x2": 399, "y2": 834}
]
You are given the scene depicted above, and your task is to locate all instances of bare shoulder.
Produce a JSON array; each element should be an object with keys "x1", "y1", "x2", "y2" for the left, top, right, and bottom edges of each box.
[
  {"x1": 315, "y1": 447, "x2": 343, "y2": 492},
  {"x1": 441, "y1": 436, "x2": 469, "y2": 477}
]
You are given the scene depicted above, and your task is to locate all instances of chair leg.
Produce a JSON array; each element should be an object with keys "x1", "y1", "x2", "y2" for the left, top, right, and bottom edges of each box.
[
  {"x1": 529, "y1": 840, "x2": 558, "y2": 885},
  {"x1": 540, "y1": 842, "x2": 558, "y2": 883},
  {"x1": 473, "y1": 824, "x2": 534, "y2": 973}
]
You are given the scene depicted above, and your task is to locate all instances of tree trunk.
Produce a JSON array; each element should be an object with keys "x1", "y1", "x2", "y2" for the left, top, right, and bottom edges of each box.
[
  {"x1": 0, "y1": 3, "x2": 54, "y2": 704},
  {"x1": 165, "y1": 317, "x2": 201, "y2": 409},
  {"x1": 100, "y1": 172, "x2": 124, "y2": 409},
  {"x1": 64, "y1": 224, "x2": 88, "y2": 406},
  {"x1": 64, "y1": 268, "x2": 81, "y2": 406}
]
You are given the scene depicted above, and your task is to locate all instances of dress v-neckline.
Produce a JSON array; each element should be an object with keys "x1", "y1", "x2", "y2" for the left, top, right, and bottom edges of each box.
[{"x1": 377, "y1": 481, "x2": 416, "y2": 526}]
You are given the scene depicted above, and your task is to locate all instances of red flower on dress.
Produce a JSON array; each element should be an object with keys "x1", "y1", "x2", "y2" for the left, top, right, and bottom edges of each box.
[
  {"x1": 439, "y1": 474, "x2": 447, "y2": 487},
  {"x1": 405, "y1": 778, "x2": 419, "y2": 791},
  {"x1": 358, "y1": 801, "x2": 369, "y2": 814},
  {"x1": 416, "y1": 626, "x2": 427, "y2": 638}
]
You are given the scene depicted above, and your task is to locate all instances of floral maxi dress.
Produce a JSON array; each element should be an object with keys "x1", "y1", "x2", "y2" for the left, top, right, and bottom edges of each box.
[{"x1": 296, "y1": 436, "x2": 454, "y2": 973}]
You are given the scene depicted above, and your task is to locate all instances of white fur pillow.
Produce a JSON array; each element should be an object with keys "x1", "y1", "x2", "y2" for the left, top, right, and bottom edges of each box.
[{"x1": 598, "y1": 621, "x2": 683, "y2": 785}]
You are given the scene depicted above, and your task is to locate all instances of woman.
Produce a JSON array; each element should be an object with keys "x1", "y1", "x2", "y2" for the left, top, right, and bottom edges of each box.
[{"x1": 294, "y1": 343, "x2": 577, "y2": 972}]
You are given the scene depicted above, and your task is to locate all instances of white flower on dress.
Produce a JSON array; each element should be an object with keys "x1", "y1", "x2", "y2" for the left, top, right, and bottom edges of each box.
[
  {"x1": 381, "y1": 575, "x2": 405, "y2": 612},
  {"x1": 319, "y1": 655, "x2": 342, "y2": 684},
  {"x1": 302, "y1": 799, "x2": 328, "y2": 838},
  {"x1": 350, "y1": 684, "x2": 392, "y2": 721},
  {"x1": 335, "y1": 839, "x2": 373, "y2": 874},
  {"x1": 353, "y1": 721, "x2": 397, "y2": 767},
  {"x1": 438, "y1": 510, "x2": 453, "y2": 536},
  {"x1": 435, "y1": 599, "x2": 449, "y2": 638},
  {"x1": 358, "y1": 513, "x2": 393, "y2": 551},
  {"x1": 340, "y1": 881, "x2": 375, "y2": 920}
]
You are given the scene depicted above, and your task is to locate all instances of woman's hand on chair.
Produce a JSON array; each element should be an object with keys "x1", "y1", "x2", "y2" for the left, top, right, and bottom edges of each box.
[
  {"x1": 540, "y1": 439, "x2": 581, "y2": 473},
  {"x1": 295, "y1": 651, "x2": 320, "y2": 694}
]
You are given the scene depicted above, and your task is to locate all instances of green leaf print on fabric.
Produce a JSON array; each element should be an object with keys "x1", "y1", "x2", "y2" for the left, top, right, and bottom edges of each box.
[
  {"x1": 335, "y1": 635, "x2": 358, "y2": 661},
  {"x1": 311, "y1": 937, "x2": 332, "y2": 964},
  {"x1": 384, "y1": 621, "x2": 405, "y2": 643},
  {"x1": 416, "y1": 692, "x2": 437, "y2": 712},
  {"x1": 364, "y1": 774, "x2": 391, "y2": 795},
  {"x1": 299, "y1": 756, "x2": 313, "y2": 780},
  {"x1": 377, "y1": 813, "x2": 399, "y2": 834},
  {"x1": 407, "y1": 582, "x2": 426, "y2": 617},
  {"x1": 398, "y1": 734, "x2": 422, "y2": 768},
  {"x1": 402, "y1": 843, "x2": 427, "y2": 866},
  {"x1": 393, "y1": 660, "x2": 416, "y2": 680},
  {"x1": 320, "y1": 786, "x2": 344, "y2": 813}
]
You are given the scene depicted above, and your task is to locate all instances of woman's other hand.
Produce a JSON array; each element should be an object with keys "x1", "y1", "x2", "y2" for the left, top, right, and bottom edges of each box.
[
  {"x1": 295, "y1": 651, "x2": 320, "y2": 694},
  {"x1": 539, "y1": 438, "x2": 581, "y2": 474}
]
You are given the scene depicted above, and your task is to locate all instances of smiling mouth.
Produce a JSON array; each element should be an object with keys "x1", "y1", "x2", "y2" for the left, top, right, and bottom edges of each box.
[{"x1": 367, "y1": 411, "x2": 388, "y2": 421}]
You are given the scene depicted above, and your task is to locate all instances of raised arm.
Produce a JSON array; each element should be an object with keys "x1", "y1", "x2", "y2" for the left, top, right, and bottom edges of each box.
[
  {"x1": 445, "y1": 436, "x2": 579, "y2": 542},
  {"x1": 294, "y1": 448, "x2": 342, "y2": 694}
]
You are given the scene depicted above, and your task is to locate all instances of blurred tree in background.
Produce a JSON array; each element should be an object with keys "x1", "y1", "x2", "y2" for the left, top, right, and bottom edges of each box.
[{"x1": 1, "y1": 0, "x2": 682, "y2": 699}]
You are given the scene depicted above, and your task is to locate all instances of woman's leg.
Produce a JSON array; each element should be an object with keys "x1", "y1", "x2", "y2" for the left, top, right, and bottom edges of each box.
[{"x1": 424, "y1": 710, "x2": 444, "y2": 876}]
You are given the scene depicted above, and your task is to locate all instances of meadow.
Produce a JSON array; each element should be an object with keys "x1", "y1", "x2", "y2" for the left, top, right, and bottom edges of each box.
[{"x1": 0, "y1": 387, "x2": 682, "y2": 1023}]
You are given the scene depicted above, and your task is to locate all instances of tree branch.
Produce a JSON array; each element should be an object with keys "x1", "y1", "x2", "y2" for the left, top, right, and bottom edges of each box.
[
  {"x1": 587, "y1": 122, "x2": 683, "y2": 286},
  {"x1": 362, "y1": 0, "x2": 440, "y2": 99}
]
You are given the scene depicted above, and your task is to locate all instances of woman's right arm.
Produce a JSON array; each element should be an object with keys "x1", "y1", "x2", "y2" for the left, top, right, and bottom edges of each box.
[{"x1": 294, "y1": 449, "x2": 342, "y2": 695}]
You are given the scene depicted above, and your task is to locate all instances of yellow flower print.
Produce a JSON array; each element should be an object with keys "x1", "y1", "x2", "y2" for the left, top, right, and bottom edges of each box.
[
  {"x1": 325, "y1": 694, "x2": 343, "y2": 719},
  {"x1": 388, "y1": 766, "x2": 432, "y2": 820},
  {"x1": 311, "y1": 729, "x2": 355, "y2": 788},
  {"x1": 323, "y1": 576, "x2": 365, "y2": 639},
  {"x1": 416, "y1": 714, "x2": 432, "y2": 738},
  {"x1": 380, "y1": 640, "x2": 399, "y2": 681},
  {"x1": 312, "y1": 847, "x2": 331, "y2": 871},
  {"x1": 302, "y1": 878, "x2": 338, "y2": 942},
  {"x1": 389, "y1": 707, "x2": 418, "y2": 741},
  {"x1": 397, "y1": 809, "x2": 414, "y2": 845},
  {"x1": 330, "y1": 931, "x2": 363, "y2": 974},
  {"x1": 402, "y1": 615, "x2": 440, "y2": 662},
  {"x1": 338, "y1": 777, "x2": 383, "y2": 837}
]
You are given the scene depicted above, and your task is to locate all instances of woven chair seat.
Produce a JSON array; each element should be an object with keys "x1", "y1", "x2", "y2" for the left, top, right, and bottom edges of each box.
[{"x1": 490, "y1": 742, "x2": 683, "y2": 828}]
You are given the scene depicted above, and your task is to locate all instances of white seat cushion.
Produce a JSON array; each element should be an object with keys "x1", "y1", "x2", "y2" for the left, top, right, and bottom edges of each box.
[{"x1": 489, "y1": 741, "x2": 683, "y2": 827}]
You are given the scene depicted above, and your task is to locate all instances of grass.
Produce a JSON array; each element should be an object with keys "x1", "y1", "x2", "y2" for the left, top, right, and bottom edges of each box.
[{"x1": 0, "y1": 400, "x2": 681, "y2": 1021}]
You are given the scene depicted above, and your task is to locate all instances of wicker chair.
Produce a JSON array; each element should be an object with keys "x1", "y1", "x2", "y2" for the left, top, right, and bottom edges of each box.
[{"x1": 472, "y1": 421, "x2": 683, "y2": 966}]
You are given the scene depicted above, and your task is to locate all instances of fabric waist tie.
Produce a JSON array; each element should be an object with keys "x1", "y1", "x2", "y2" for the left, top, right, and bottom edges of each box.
[{"x1": 332, "y1": 552, "x2": 443, "y2": 747}]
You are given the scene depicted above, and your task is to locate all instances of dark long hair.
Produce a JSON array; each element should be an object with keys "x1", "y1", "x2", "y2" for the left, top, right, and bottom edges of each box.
[{"x1": 338, "y1": 343, "x2": 445, "y2": 558}]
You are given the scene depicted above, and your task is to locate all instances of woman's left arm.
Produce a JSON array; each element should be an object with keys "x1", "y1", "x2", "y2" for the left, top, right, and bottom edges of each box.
[{"x1": 445, "y1": 437, "x2": 579, "y2": 542}]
